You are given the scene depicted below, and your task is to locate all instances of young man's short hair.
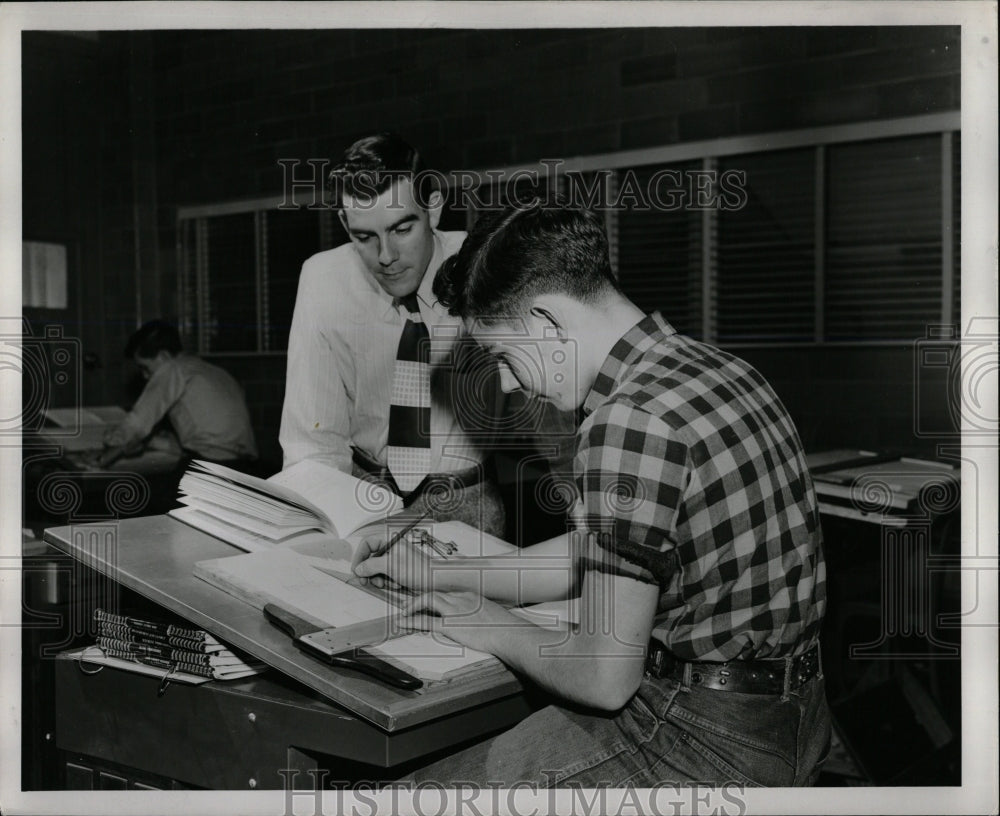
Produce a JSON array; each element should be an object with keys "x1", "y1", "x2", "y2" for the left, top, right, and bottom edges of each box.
[
  {"x1": 327, "y1": 132, "x2": 439, "y2": 208},
  {"x1": 124, "y1": 320, "x2": 182, "y2": 359},
  {"x1": 433, "y1": 200, "x2": 620, "y2": 324}
]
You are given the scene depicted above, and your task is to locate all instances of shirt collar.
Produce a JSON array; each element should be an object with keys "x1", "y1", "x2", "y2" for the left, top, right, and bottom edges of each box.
[
  {"x1": 366, "y1": 232, "x2": 447, "y2": 322},
  {"x1": 582, "y1": 311, "x2": 677, "y2": 417}
]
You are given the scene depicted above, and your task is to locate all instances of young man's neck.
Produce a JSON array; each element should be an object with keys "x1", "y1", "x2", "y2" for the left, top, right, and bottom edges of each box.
[
  {"x1": 581, "y1": 295, "x2": 646, "y2": 374},
  {"x1": 546, "y1": 292, "x2": 645, "y2": 396}
]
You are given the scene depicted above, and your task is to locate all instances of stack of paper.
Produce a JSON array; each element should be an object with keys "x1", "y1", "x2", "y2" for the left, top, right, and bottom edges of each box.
[{"x1": 171, "y1": 459, "x2": 403, "y2": 552}]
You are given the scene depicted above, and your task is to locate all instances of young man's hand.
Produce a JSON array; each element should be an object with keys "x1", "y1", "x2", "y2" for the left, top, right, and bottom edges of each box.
[
  {"x1": 352, "y1": 536, "x2": 436, "y2": 592},
  {"x1": 399, "y1": 591, "x2": 516, "y2": 652},
  {"x1": 95, "y1": 445, "x2": 127, "y2": 468},
  {"x1": 102, "y1": 425, "x2": 128, "y2": 448}
]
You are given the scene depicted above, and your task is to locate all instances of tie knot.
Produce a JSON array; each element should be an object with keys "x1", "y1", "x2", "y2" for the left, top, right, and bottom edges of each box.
[{"x1": 395, "y1": 293, "x2": 421, "y2": 316}]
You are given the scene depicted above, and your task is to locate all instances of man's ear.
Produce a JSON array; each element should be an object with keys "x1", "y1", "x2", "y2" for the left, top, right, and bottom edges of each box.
[
  {"x1": 338, "y1": 208, "x2": 354, "y2": 239},
  {"x1": 529, "y1": 302, "x2": 567, "y2": 340},
  {"x1": 426, "y1": 189, "x2": 444, "y2": 231}
]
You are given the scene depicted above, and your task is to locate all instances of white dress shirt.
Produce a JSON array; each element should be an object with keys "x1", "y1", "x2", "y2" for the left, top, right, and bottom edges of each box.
[
  {"x1": 119, "y1": 354, "x2": 258, "y2": 461},
  {"x1": 279, "y1": 230, "x2": 486, "y2": 474}
]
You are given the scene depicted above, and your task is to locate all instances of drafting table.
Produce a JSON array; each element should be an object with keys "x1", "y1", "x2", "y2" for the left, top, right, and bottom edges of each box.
[{"x1": 41, "y1": 516, "x2": 531, "y2": 788}]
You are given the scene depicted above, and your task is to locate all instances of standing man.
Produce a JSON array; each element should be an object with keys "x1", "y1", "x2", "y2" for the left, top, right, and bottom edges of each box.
[
  {"x1": 356, "y1": 202, "x2": 830, "y2": 787},
  {"x1": 280, "y1": 133, "x2": 505, "y2": 536}
]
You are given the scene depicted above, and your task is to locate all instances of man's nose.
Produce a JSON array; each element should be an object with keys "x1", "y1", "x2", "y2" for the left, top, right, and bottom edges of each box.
[
  {"x1": 498, "y1": 365, "x2": 521, "y2": 394},
  {"x1": 378, "y1": 236, "x2": 398, "y2": 267}
]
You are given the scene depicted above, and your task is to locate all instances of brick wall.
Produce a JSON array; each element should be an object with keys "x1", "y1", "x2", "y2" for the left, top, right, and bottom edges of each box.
[
  {"x1": 152, "y1": 27, "x2": 960, "y2": 204},
  {"x1": 21, "y1": 32, "x2": 142, "y2": 409}
]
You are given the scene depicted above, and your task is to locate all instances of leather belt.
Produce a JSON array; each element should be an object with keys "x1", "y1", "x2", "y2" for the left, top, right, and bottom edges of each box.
[
  {"x1": 351, "y1": 447, "x2": 485, "y2": 507},
  {"x1": 645, "y1": 642, "x2": 821, "y2": 695}
]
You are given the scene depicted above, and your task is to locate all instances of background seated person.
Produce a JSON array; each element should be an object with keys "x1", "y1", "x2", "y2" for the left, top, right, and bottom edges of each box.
[{"x1": 100, "y1": 320, "x2": 259, "y2": 473}]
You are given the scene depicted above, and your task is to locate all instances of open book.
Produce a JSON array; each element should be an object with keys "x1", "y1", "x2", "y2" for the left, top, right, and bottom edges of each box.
[{"x1": 170, "y1": 459, "x2": 403, "y2": 553}]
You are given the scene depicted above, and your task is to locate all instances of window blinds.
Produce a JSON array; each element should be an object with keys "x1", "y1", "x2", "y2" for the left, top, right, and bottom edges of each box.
[
  {"x1": 716, "y1": 148, "x2": 815, "y2": 343},
  {"x1": 180, "y1": 127, "x2": 958, "y2": 353},
  {"x1": 203, "y1": 212, "x2": 257, "y2": 352},
  {"x1": 825, "y1": 135, "x2": 943, "y2": 341},
  {"x1": 615, "y1": 161, "x2": 704, "y2": 338}
]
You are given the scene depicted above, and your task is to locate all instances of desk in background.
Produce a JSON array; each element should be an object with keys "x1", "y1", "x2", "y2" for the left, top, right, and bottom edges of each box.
[
  {"x1": 38, "y1": 516, "x2": 531, "y2": 789},
  {"x1": 805, "y1": 449, "x2": 961, "y2": 785},
  {"x1": 23, "y1": 413, "x2": 184, "y2": 534}
]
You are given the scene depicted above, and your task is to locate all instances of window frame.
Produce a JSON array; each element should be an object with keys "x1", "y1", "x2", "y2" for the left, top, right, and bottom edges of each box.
[{"x1": 177, "y1": 111, "x2": 960, "y2": 355}]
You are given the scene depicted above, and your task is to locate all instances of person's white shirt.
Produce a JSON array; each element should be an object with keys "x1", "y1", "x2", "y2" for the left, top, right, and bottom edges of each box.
[
  {"x1": 116, "y1": 354, "x2": 258, "y2": 461},
  {"x1": 279, "y1": 229, "x2": 487, "y2": 474}
]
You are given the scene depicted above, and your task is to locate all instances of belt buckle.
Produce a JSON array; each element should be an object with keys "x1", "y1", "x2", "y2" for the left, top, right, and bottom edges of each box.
[{"x1": 645, "y1": 643, "x2": 669, "y2": 679}]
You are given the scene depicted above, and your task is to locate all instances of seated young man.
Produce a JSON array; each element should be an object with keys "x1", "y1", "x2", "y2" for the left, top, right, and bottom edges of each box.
[
  {"x1": 101, "y1": 320, "x2": 259, "y2": 470},
  {"x1": 354, "y1": 202, "x2": 831, "y2": 788}
]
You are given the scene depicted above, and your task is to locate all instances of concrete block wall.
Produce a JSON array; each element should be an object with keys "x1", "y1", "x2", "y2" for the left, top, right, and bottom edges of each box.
[
  {"x1": 22, "y1": 27, "x2": 962, "y2": 463},
  {"x1": 152, "y1": 27, "x2": 960, "y2": 204}
]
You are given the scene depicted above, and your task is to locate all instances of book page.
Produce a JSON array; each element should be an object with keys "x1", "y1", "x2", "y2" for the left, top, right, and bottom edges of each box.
[
  {"x1": 192, "y1": 460, "x2": 334, "y2": 526},
  {"x1": 177, "y1": 497, "x2": 327, "y2": 540},
  {"x1": 170, "y1": 507, "x2": 345, "y2": 553},
  {"x1": 267, "y1": 459, "x2": 402, "y2": 536}
]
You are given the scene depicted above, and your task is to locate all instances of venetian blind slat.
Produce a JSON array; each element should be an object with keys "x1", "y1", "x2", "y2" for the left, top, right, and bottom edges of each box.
[{"x1": 826, "y1": 134, "x2": 942, "y2": 341}]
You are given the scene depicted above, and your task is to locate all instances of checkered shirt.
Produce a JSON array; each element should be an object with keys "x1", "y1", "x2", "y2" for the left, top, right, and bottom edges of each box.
[{"x1": 572, "y1": 312, "x2": 826, "y2": 661}]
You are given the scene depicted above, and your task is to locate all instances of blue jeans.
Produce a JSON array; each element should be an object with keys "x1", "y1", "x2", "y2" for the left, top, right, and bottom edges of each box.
[{"x1": 406, "y1": 673, "x2": 831, "y2": 788}]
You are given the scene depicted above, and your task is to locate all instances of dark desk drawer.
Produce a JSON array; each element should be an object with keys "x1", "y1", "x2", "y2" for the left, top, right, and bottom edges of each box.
[
  {"x1": 54, "y1": 654, "x2": 532, "y2": 789},
  {"x1": 55, "y1": 654, "x2": 385, "y2": 789}
]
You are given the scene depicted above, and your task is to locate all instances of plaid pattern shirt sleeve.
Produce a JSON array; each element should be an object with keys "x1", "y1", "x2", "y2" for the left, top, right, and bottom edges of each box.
[
  {"x1": 573, "y1": 401, "x2": 688, "y2": 585},
  {"x1": 571, "y1": 313, "x2": 825, "y2": 661}
]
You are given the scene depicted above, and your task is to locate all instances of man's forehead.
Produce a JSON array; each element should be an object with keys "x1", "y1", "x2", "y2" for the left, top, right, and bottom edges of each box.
[
  {"x1": 466, "y1": 317, "x2": 532, "y2": 342},
  {"x1": 341, "y1": 177, "x2": 421, "y2": 219}
]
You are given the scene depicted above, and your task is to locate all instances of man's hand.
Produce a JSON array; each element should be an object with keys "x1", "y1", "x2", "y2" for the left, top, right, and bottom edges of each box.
[
  {"x1": 349, "y1": 530, "x2": 400, "y2": 589},
  {"x1": 97, "y1": 424, "x2": 144, "y2": 468},
  {"x1": 352, "y1": 535, "x2": 436, "y2": 592},
  {"x1": 399, "y1": 591, "x2": 517, "y2": 653},
  {"x1": 103, "y1": 425, "x2": 128, "y2": 448},
  {"x1": 96, "y1": 445, "x2": 127, "y2": 468}
]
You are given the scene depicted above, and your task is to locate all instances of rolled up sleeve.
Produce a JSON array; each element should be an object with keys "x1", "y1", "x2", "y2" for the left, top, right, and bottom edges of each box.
[{"x1": 573, "y1": 402, "x2": 689, "y2": 585}]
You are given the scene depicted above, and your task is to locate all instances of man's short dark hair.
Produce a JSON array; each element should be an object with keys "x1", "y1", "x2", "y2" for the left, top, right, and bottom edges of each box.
[
  {"x1": 328, "y1": 132, "x2": 439, "y2": 208},
  {"x1": 124, "y1": 320, "x2": 182, "y2": 359},
  {"x1": 433, "y1": 200, "x2": 620, "y2": 324}
]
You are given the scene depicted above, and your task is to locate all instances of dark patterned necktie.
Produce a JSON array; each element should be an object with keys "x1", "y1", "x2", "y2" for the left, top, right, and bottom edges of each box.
[{"x1": 386, "y1": 293, "x2": 431, "y2": 493}]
